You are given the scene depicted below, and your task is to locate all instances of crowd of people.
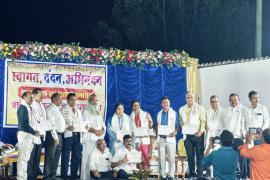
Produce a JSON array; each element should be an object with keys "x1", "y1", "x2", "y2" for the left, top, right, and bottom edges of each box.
[{"x1": 12, "y1": 88, "x2": 270, "y2": 180}]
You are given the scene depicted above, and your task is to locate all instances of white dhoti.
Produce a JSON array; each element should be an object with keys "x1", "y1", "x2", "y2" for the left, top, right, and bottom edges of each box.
[
  {"x1": 81, "y1": 141, "x2": 96, "y2": 180},
  {"x1": 81, "y1": 108, "x2": 106, "y2": 180},
  {"x1": 17, "y1": 131, "x2": 34, "y2": 180}
]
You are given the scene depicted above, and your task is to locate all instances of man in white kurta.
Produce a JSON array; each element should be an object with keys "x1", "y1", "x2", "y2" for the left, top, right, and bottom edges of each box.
[
  {"x1": 223, "y1": 93, "x2": 247, "y2": 139},
  {"x1": 81, "y1": 94, "x2": 106, "y2": 180},
  {"x1": 179, "y1": 91, "x2": 206, "y2": 178},
  {"x1": 44, "y1": 93, "x2": 66, "y2": 180},
  {"x1": 245, "y1": 91, "x2": 270, "y2": 133},
  {"x1": 222, "y1": 93, "x2": 247, "y2": 178},
  {"x1": 157, "y1": 97, "x2": 179, "y2": 180},
  {"x1": 28, "y1": 88, "x2": 46, "y2": 179},
  {"x1": 205, "y1": 95, "x2": 223, "y2": 151},
  {"x1": 61, "y1": 93, "x2": 83, "y2": 179},
  {"x1": 111, "y1": 135, "x2": 141, "y2": 179}
]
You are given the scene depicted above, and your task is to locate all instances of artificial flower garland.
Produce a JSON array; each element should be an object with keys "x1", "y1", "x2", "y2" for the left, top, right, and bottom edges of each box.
[{"x1": 0, "y1": 42, "x2": 190, "y2": 67}]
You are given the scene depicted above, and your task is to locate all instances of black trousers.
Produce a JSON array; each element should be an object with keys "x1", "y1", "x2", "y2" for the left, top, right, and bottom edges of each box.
[
  {"x1": 44, "y1": 132, "x2": 63, "y2": 180},
  {"x1": 90, "y1": 170, "x2": 116, "y2": 179},
  {"x1": 61, "y1": 133, "x2": 82, "y2": 179},
  {"x1": 27, "y1": 136, "x2": 44, "y2": 180},
  {"x1": 184, "y1": 133, "x2": 204, "y2": 176}
]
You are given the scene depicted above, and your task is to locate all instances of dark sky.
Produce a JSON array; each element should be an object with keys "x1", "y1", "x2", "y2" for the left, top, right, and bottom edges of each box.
[
  {"x1": 262, "y1": 0, "x2": 270, "y2": 57},
  {"x1": 0, "y1": 0, "x2": 113, "y2": 47},
  {"x1": 1, "y1": 0, "x2": 270, "y2": 61}
]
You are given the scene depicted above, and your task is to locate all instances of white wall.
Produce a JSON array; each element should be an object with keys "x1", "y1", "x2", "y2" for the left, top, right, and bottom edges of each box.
[{"x1": 199, "y1": 59, "x2": 270, "y2": 110}]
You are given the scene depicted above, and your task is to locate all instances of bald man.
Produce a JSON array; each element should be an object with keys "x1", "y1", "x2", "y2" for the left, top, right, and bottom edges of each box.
[{"x1": 179, "y1": 91, "x2": 206, "y2": 178}]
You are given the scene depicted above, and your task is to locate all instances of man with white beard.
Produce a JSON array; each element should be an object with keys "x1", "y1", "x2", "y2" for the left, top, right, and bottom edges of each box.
[
  {"x1": 222, "y1": 93, "x2": 248, "y2": 179},
  {"x1": 81, "y1": 94, "x2": 106, "y2": 180}
]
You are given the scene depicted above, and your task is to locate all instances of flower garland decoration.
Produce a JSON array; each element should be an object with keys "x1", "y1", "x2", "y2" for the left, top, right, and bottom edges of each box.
[{"x1": 0, "y1": 42, "x2": 190, "y2": 67}]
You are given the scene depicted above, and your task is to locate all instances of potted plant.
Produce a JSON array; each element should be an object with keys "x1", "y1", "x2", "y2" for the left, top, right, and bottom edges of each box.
[{"x1": 128, "y1": 169, "x2": 153, "y2": 180}]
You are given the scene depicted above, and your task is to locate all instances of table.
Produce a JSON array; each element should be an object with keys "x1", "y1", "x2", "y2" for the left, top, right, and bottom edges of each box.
[
  {"x1": 1, "y1": 151, "x2": 45, "y2": 178},
  {"x1": 1, "y1": 151, "x2": 18, "y2": 177}
]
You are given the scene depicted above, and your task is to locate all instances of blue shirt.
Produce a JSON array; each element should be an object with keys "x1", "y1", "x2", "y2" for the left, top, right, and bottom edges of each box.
[
  {"x1": 201, "y1": 147, "x2": 238, "y2": 180},
  {"x1": 161, "y1": 112, "x2": 169, "y2": 125},
  {"x1": 161, "y1": 111, "x2": 180, "y2": 128}
]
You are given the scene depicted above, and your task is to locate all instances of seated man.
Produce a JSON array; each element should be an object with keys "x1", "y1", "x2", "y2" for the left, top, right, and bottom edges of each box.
[
  {"x1": 111, "y1": 135, "x2": 142, "y2": 179},
  {"x1": 90, "y1": 139, "x2": 117, "y2": 179},
  {"x1": 240, "y1": 128, "x2": 270, "y2": 180},
  {"x1": 201, "y1": 130, "x2": 239, "y2": 180}
]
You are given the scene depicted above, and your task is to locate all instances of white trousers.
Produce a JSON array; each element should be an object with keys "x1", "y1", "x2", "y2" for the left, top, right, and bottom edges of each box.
[
  {"x1": 159, "y1": 137, "x2": 176, "y2": 178},
  {"x1": 17, "y1": 131, "x2": 34, "y2": 180},
  {"x1": 81, "y1": 141, "x2": 96, "y2": 180}
]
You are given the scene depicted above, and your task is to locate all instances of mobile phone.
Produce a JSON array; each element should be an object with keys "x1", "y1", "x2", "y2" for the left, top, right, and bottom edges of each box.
[
  {"x1": 212, "y1": 136, "x2": 220, "y2": 145},
  {"x1": 214, "y1": 138, "x2": 220, "y2": 144},
  {"x1": 249, "y1": 127, "x2": 258, "y2": 134}
]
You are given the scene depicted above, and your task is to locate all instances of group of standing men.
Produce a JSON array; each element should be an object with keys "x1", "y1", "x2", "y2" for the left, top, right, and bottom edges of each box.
[
  {"x1": 190, "y1": 90, "x2": 269, "y2": 179},
  {"x1": 15, "y1": 87, "x2": 269, "y2": 180},
  {"x1": 16, "y1": 89, "x2": 106, "y2": 180}
]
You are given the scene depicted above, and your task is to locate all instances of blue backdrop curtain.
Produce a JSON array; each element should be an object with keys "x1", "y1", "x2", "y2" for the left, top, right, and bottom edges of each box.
[{"x1": 0, "y1": 61, "x2": 187, "y2": 145}]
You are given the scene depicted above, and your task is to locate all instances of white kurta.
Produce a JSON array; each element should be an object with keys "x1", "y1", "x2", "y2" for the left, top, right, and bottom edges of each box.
[
  {"x1": 112, "y1": 146, "x2": 139, "y2": 173},
  {"x1": 223, "y1": 104, "x2": 247, "y2": 138},
  {"x1": 61, "y1": 105, "x2": 82, "y2": 138},
  {"x1": 46, "y1": 103, "x2": 65, "y2": 141},
  {"x1": 205, "y1": 107, "x2": 223, "y2": 149},
  {"x1": 157, "y1": 108, "x2": 177, "y2": 143},
  {"x1": 31, "y1": 100, "x2": 47, "y2": 142},
  {"x1": 179, "y1": 103, "x2": 206, "y2": 133},
  {"x1": 130, "y1": 110, "x2": 152, "y2": 144},
  {"x1": 245, "y1": 104, "x2": 270, "y2": 131},
  {"x1": 111, "y1": 113, "x2": 134, "y2": 152},
  {"x1": 89, "y1": 148, "x2": 113, "y2": 172},
  {"x1": 81, "y1": 108, "x2": 106, "y2": 180},
  {"x1": 157, "y1": 108, "x2": 177, "y2": 178}
]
